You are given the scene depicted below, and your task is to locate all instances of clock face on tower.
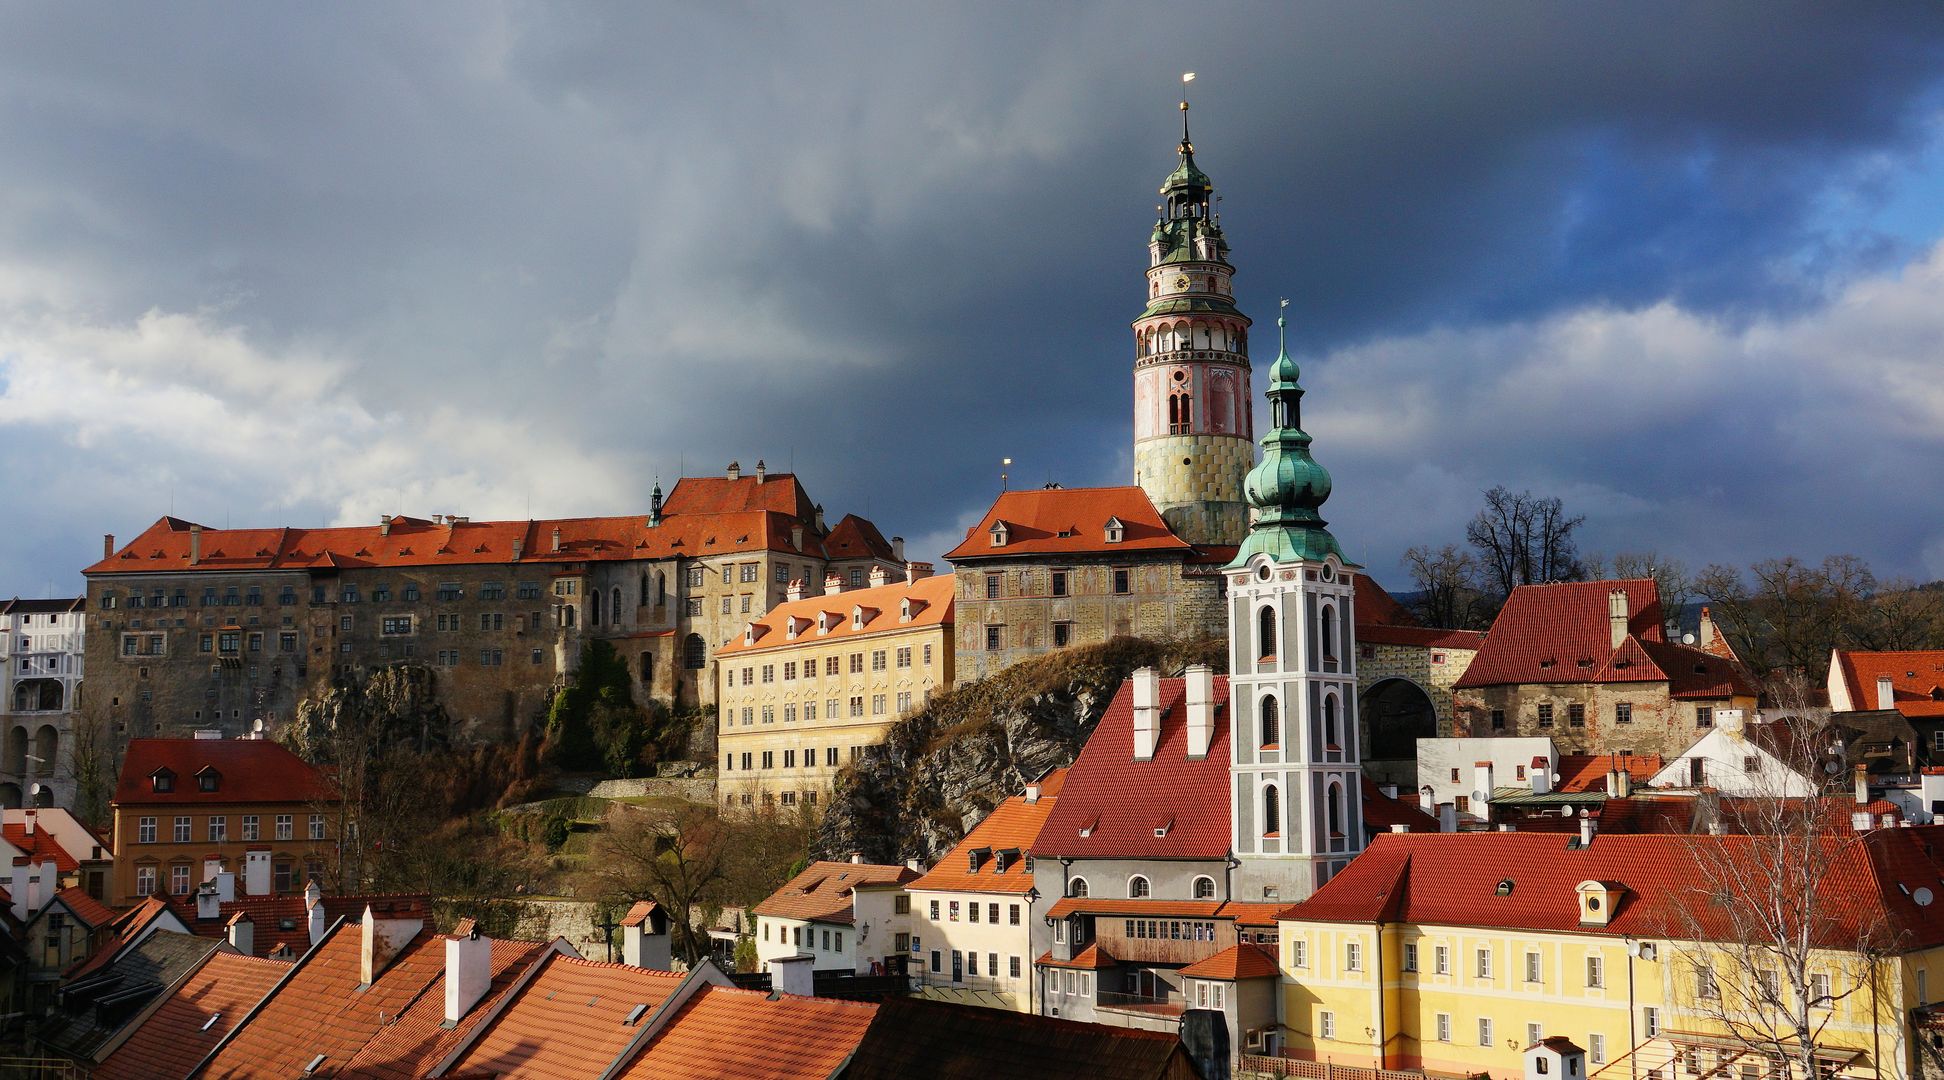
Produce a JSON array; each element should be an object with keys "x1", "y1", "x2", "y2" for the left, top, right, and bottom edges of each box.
[{"x1": 1173, "y1": 274, "x2": 1190, "y2": 292}]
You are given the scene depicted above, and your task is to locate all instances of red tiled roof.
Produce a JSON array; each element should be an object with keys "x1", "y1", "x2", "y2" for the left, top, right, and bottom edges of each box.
[
  {"x1": 1282, "y1": 828, "x2": 1944, "y2": 951},
  {"x1": 752, "y1": 861, "x2": 919, "y2": 925},
  {"x1": 842, "y1": 996, "x2": 1191, "y2": 1080},
  {"x1": 1035, "y1": 943, "x2": 1118, "y2": 970},
  {"x1": 1355, "y1": 624, "x2": 1486, "y2": 650},
  {"x1": 1360, "y1": 776, "x2": 1439, "y2": 832},
  {"x1": 338, "y1": 937, "x2": 548, "y2": 1080},
  {"x1": 1178, "y1": 942, "x2": 1279, "y2": 980},
  {"x1": 614, "y1": 982, "x2": 878, "y2": 1079},
  {"x1": 909, "y1": 772, "x2": 1066, "y2": 896},
  {"x1": 1833, "y1": 649, "x2": 1944, "y2": 718},
  {"x1": 52, "y1": 886, "x2": 116, "y2": 928},
  {"x1": 181, "y1": 894, "x2": 431, "y2": 957},
  {"x1": 619, "y1": 900, "x2": 659, "y2": 928},
  {"x1": 1455, "y1": 579, "x2": 1667, "y2": 689},
  {"x1": 444, "y1": 954, "x2": 686, "y2": 1078},
  {"x1": 944, "y1": 486, "x2": 1192, "y2": 560},
  {"x1": 1034, "y1": 676, "x2": 1232, "y2": 860},
  {"x1": 66, "y1": 896, "x2": 180, "y2": 981},
  {"x1": 822, "y1": 514, "x2": 897, "y2": 563},
  {"x1": 201, "y1": 920, "x2": 444, "y2": 1079},
  {"x1": 714, "y1": 573, "x2": 953, "y2": 658},
  {"x1": 1353, "y1": 574, "x2": 1419, "y2": 628},
  {"x1": 5, "y1": 823, "x2": 81, "y2": 873},
  {"x1": 94, "y1": 951, "x2": 290, "y2": 1080},
  {"x1": 659, "y1": 472, "x2": 814, "y2": 520},
  {"x1": 1639, "y1": 639, "x2": 1759, "y2": 699},
  {"x1": 1221, "y1": 902, "x2": 1286, "y2": 928},
  {"x1": 112, "y1": 738, "x2": 335, "y2": 807},
  {"x1": 1556, "y1": 754, "x2": 1665, "y2": 794}
]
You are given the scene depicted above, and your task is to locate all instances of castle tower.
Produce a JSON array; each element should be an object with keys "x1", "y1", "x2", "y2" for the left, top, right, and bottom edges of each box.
[
  {"x1": 1223, "y1": 303, "x2": 1363, "y2": 903},
  {"x1": 1132, "y1": 97, "x2": 1254, "y2": 546}
]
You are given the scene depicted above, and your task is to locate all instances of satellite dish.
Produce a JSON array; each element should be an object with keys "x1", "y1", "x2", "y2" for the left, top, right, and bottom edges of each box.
[
  {"x1": 1917, "y1": 887, "x2": 1935, "y2": 907},
  {"x1": 1682, "y1": 633, "x2": 1696, "y2": 645},
  {"x1": 1823, "y1": 761, "x2": 1841, "y2": 775},
  {"x1": 28, "y1": 783, "x2": 40, "y2": 797}
]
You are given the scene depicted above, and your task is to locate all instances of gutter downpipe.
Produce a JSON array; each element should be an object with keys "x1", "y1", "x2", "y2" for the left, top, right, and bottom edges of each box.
[
  {"x1": 1627, "y1": 942, "x2": 1638, "y2": 1080},
  {"x1": 1373, "y1": 919, "x2": 1386, "y2": 1069}
]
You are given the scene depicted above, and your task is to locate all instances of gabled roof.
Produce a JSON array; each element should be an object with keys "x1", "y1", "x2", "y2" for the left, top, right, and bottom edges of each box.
[
  {"x1": 66, "y1": 896, "x2": 186, "y2": 982},
  {"x1": 1833, "y1": 649, "x2": 1944, "y2": 718},
  {"x1": 5, "y1": 822, "x2": 84, "y2": 872},
  {"x1": 714, "y1": 573, "x2": 954, "y2": 658},
  {"x1": 909, "y1": 771, "x2": 1067, "y2": 896},
  {"x1": 1556, "y1": 754, "x2": 1665, "y2": 794},
  {"x1": 1352, "y1": 574, "x2": 1419, "y2": 629},
  {"x1": 1355, "y1": 624, "x2": 1487, "y2": 650},
  {"x1": 337, "y1": 937, "x2": 548, "y2": 1079},
  {"x1": 93, "y1": 950, "x2": 290, "y2": 1080},
  {"x1": 612, "y1": 981, "x2": 878, "y2": 1080},
  {"x1": 1639, "y1": 639, "x2": 1760, "y2": 699},
  {"x1": 1281, "y1": 827, "x2": 1944, "y2": 951},
  {"x1": 112, "y1": 739, "x2": 334, "y2": 807},
  {"x1": 1034, "y1": 943, "x2": 1118, "y2": 970},
  {"x1": 1360, "y1": 777, "x2": 1438, "y2": 833},
  {"x1": 50, "y1": 886, "x2": 117, "y2": 929},
  {"x1": 1455, "y1": 579, "x2": 1667, "y2": 689},
  {"x1": 944, "y1": 486, "x2": 1193, "y2": 560},
  {"x1": 822, "y1": 513, "x2": 897, "y2": 563},
  {"x1": 0, "y1": 596, "x2": 85, "y2": 615},
  {"x1": 842, "y1": 995, "x2": 1194, "y2": 1080},
  {"x1": 440, "y1": 953, "x2": 687, "y2": 1077},
  {"x1": 39, "y1": 930, "x2": 221, "y2": 1062},
  {"x1": 178, "y1": 894, "x2": 431, "y2": 958},
  {"x1": 1177, "y1": 941, "x2": 1280, "y2": 980},
  {"x1": 1033, "y1": 676, "x2": 1232, "y2": 860},
  {"x1": 659, "y1": 472, "x2": 815, "y2": 520},
  {"x1": 751, "y1": 861, "x2": 919, "y2": 925}
]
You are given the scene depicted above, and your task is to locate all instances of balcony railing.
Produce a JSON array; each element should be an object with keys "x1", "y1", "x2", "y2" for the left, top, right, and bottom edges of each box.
[
  {"x1": 910, "y1": 970, "x2": 1023, "y2": 997},
  {"x1": 1094, "y1": 988, "x2": 1185, "y2": 1015}
]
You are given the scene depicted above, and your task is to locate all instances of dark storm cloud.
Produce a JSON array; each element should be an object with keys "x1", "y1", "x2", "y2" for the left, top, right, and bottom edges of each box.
[{"x1": 0, "y1": 3, "x2": 1941, "y2": 592}]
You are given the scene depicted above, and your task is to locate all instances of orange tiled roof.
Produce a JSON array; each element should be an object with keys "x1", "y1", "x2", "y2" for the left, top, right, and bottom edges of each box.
[
  {"x1": 908, "y1": 771, "x2": 1066, "y2": 896},
  {"x1": 659, "y1": 473, "x2": 814, "y2": 519},
  {"x1": 182, "y1": 894, "x2": 430, "y2": 957},
  {"x1": 444, "y1": 953, "x2": 687, "y2": 1078},
  {"x1": 52, "y1": 886, "x2": 116, "y2": 929},
  {"x1": 751, "y1": 861, "x2": 920, "y2": 925},
  {"x1": 943, "y1": 486, "x2": 1192, "y2": 560},
  {"x1": 1834, "y1": 649, "x2": 1944, "y2": 718},
  {"x1": 822, "y1": 514, "x2": 897, "y2": 563},
  {"x1": 1556, "y1": 754, "x2": 1665, "y2": 794},
  {"x1": 2, "y1": 821, "x2": 83, "y2": 873},
  {"x1": 112, "y1": 738, "x2": 335, "y2": 807},
  {"x1": 619, "y1": 900, "x2": 659, "y2": 928},
  {"x1": 199, "y1": 920, "x2": 444, "y2": 1078},
  {"x1": 714, "y1": 573, "x2": 954, "y2": 658},
  {"x1": 1219, "y1": 902, "x2": 1286, "y2": 928},
  {"x1": 65, "y1": 896, "x2": 179, "y2": 981},
  {"x1": 1035, "y1": 943, "x2": 1117, "y2": 970},
  {"x1": 93, "y1": 951, "x2": 291, "y2": 1080},
  {"x1": 1177, "y1": 941, "x2": 1279, "y2": 980},
  {"x1": 614, "y1": 982, "x2": 878, "y2": 1079},
  {"x1": 338, "y1": 937, "x2": 548, "y2": 1079}
]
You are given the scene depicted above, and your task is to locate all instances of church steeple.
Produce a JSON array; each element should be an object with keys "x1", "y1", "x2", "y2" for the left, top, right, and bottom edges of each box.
[{"x1": 1230, "y1": 301, "x2": 1348, "y2": 568}]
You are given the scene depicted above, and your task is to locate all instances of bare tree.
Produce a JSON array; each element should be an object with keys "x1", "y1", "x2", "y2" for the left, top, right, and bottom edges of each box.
[
  {"x1": 1465, "y1": 485, "x2": 1586, "y2": 599},
  {"x1": 1586, "y1": 551, "x2": 1693, "y2": 635},
  {"x1": 1402, "y1": 543, "x2": 1489, "y2": 629},
  {"x1": 1697, "y1": 557, "x2": 1878, "y2": 680},
  {"x1": 63, "y1": 710, "x2": 119, "y2": 830},
  {"x1": 1672, "y1": 706, "x2": 1891, "y2": 1079},
  {"x1": 1847, "y1": 578, "x2": 1944, "y2": 651}
]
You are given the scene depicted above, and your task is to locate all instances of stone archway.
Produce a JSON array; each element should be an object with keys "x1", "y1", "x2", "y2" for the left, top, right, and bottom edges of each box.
[
  {"x1": 0, "y1": 783, "x2": 21, "y2": 810},
  {"x1": 1361, "y1": 677, "x2": 1440, "y2": 762}
]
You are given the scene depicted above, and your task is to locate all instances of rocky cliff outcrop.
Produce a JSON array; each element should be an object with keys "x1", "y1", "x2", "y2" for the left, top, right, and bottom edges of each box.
[{"x1": 813, "y1": 636, "x2": 1224, "y2": 865}]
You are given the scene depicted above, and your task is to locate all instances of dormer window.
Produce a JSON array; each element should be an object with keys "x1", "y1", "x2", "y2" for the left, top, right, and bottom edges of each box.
[
  {"x1": 1576, "y1": 880, "x2": 1624, "y2": 927},
  {"x1": 1103, "y1": 517, "x2": 1125, "y2": 544},
  {"x1": 989, "y1": 522, "x2": 1009, "y2": 547},
  {"x1": 151, "y1": 768, "x2": 176, "y2": 794},
  {"x1": 900, "y1": 599, "x2": 912, "y2": 621},
  {"x1": 196, "y1": 767, "x2": 221, "y2": 793}
]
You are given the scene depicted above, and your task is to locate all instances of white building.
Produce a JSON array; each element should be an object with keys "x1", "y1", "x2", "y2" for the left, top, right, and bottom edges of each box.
[
  {"x1": 0, "y1": 597, "x2": 86, "y2": 808},
  {"x1": 1647, "y1": 710, "x2": 1819, "y2": 797},
  {"x1": 1414, "y1": 737, "x2": 1557, "y2": 822},
  {"x1": 751, "y1": 857, "x2": 916, "y2": 975}
]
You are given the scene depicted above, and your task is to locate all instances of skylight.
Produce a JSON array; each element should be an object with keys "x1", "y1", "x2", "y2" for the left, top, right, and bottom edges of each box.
[
  {"x1": 624, "y1": 1003, "x2": 649, "y2": 1025},
  {"x1": 201, "y1": 1012, "x2": 221, "y2": 1032}
]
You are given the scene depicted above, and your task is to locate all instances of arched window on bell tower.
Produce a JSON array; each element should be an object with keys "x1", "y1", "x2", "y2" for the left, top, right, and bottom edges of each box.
[
  {"x1": 1169, "y1": 388, "x2": 1193, "y2": 435},
  {"x1": 1260, "y1": 695, "x2": 1280, "y2": 748},
  {"x1": 1257, "y1": 605, "x2": 1277, "y2": 662},
  {"x1": 1263, "y1": 784, "x2": 1282, "y2": 838}
]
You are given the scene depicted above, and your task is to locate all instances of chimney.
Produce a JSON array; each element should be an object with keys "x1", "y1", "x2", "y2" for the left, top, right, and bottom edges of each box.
[
  {"x1": 1025, "y1": 782, "x2": 1042, "y2": 804},
  {"x1": 361, "y1": 902, "x2": 424, "y2": 985},
  {"x1": 103, "y1": 534, "x2": 115, "y2": 560},
  {"x1": 790, "y1": 524, "x2": 804, "y2": 551},
  {"x1": 23, "y1": 809, "x2": 35, "y2": 838},
  {"x1": 227, "y1": 912, "x2": 255, "y2": 955},
  {"x1": 196, "y1": 882, "x2": 223, "y2": 921},
  {"x1": 1614, "y1": 769, "x2": 1633, "y2": 799},
  {"x1": 243, "y1": 849, "x2": 271, "y2": 896},
  {"x1": 379, "y1": 515, "x2": 391, "y2": 537},
  {"x1": 189, "y1": 524, "x2": 203, "y2": 566},
  {"x1": 1390, "y1": 824, "x2": 1409, "y2": 834},
  {"x1": 215, "y1": 868, "x2": 236, "y2": 904},
  {"x1": 1698, "y1": 606, "x2": 1720, "y2": 652},
  {"x1": 1438, "y1": 803, "x2": 1457, "y2": 833},
  {"x1": 511, "y1": 537, "x2": 524, "y2": 562},
  {"x1": 1131, "y1": 667, "x2": 1161, "y2": 761},
  {"x1": 1578, "y1": 810, "x2": 1595, "y2": 847},
  {"x1": 550, "y1": 527, "x2": 562, "y2": 554},
  {"x1": 814, "y1": 504, "x2": 826, "y2": 531},
  {"x1": 823, "y1": 573, "x2": 842, "y2": 596},
  {"x1": 203, "y1": 855, "x2": 224, "y2": 888},
  {"x1": 1472, "y1": 761, "x2": 1494, "y2": 821},
  {"x1": 10, "y1": 858, "x2": 29, "y2": 921},
  {"x1": 891, "y1": 537, "x2": 906, "y2": 562},
  {"x1": 1877, "y1": 676, "x2": 1896, "y2": 711},
  {"x1": 726, "y1": 461, "x2": 741, "y2": 481},
  {"x1": 1418, "y1": 787, "x2": 1434, "y2": 814},
  {"x1": 444, "y1": 921, "x2": 492, "y2": 1024},
  {"x1": 770, "y1": 953, "x2": 814, "y2": 996},
  {"x1": 786, "y1": 579, "x2": 805, "y2": 602},
  {"x1": 1607, "y1": 587, "x2": 1629, "y2": 650},
  {"x1": 305, "y1": 879, "x2": 327, "y2": 944},
  {"x1": 1381, "y1": 783, "x2": 1398, "y2": 799},
  {"x1": 754, "y1": 459, "x2": 766, "y2": 484},
  {"x1": 905, "y1": 858, "x2": 923, "y2": 873},
  {"x1": 849, "y1": 851, "x2": 864, "y2": 865},
  {"x1": 1706, "y1": 821, "x2": 1726, "y2": 836},
  {"x1": 1854, "y1": 763, "x2": 1870, "y2": 806},
  {"x1": 868, "y1": 566, "x2": 889, "y2": 588},
  {"x1": 1852, "y1": 810, "x2": 1874, "y2": 832},
  {"x1": 1184, "y1": 665, "x2": 1215, "y2": 758},
  {"x1": 35, "y1": 859, "x2": 56, "y2": 912},
  {"x1": 905, "y1": 561, "x2": 932, "y2": 583}
]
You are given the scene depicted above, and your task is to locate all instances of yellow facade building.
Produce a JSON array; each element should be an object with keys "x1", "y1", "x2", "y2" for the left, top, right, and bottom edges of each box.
[
  {"x1": 1274, "y1": 830, "x2": 1940, "y2": 1079},
  {"x1": 715, "y1": 569, "x2": 954, "y2": 812}
]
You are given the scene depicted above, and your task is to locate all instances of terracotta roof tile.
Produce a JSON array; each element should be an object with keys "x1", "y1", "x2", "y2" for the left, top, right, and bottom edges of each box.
[
  {"x1": 1177, "y1": 941, "x2": 1279, "y2": 980},
  {"x1": 659, "y1": 473, "x2": 814, "y2": 519},
  {"x1": 112, "y1": 738, "x2": 335, "y2": 807},
  {"x1": 2, "y1": 822, "x2": 83, "y2": 873},
  {"x1": 52, "y1": 886, "x2": 116, "y2": 928},
  {"x1": 1354, "y1": 624, "x2": 1486, "y2": 650},
  {"x1": 908, "y1": 772, "x2": 1066, "y2": 896},
  {"x1": 842, "y1": 996, "x2": 1191, "y2": 1080},
  {"x1": 751, "y1": 861, "x2": 919, "y2": 925},
  {"x1": 1352, "y1": 574, "x2": 1419, "y2": 628},
  {"x1": 1556, "y1": 754, "x2": 1665, "y2": 794},
  {"x1": 943, "y1": 486, "x2": 1191, "y2": 560},
  {"x1": 1360, "y1": 776, "x2": 1439, "y2": 832},
  {"x1": 614, "y1": 982, "x2": 877, "y2": 1079},
  {"x1": 619, "y1": 901, "x2": 659, "y2": 929},
  {"x1": 1834, "y1": 649, "x2": 1944, "y2": 718},
  {"x1": 94, "y1": 951, "x2": 290, "y2": 1080},
  {"x1": 444, "y1": 954, "x2": 686, "y2": 1078},
  {"x1": 1035, "y1": 943, "x2": 1118, "y2": 970},
  {"x1": 338, "y1": 938, "x2": 547, "y2": 1080},
  {"x1": 1455, "y1": 579, "x2": 1668, "y2": 689},
  {"x1": 821, "y1": 514, "x2": 897, "y2": 563},
  {"x1": 714, "y1": 573, "x2": 953, "y2": 658}
]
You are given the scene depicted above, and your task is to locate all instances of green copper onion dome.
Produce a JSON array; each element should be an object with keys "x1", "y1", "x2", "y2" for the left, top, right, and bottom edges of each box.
[{"x1": 1229, "y1": 305, "x2": 1351, "y2": 568}]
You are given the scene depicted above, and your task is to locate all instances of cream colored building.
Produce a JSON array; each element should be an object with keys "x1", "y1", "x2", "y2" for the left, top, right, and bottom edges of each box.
[
  {"x1": 907, "y1": 769, "x2": 1065, "y2": 1012},
  {"x1": 716, "y1": 569, "x2": 954, "y2": 812},
  {"x1": 751, "y1": 858, "x2": 918, "y2": 975}
]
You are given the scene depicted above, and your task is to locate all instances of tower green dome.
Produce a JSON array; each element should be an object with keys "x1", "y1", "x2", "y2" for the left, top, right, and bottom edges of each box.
[{"x1": 1228, "y1": 304, "x2": 1352, "y2": 568}]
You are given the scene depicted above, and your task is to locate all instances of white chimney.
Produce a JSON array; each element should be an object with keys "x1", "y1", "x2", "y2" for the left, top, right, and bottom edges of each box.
[
  {"x1": 1852, "y1": 810, "x2": 1874, "y2": 832},
  {"x1": 770, "y1": 953, "x2": 814, "y2": 996},
  {"x1": 379, "y1": 515, "x2": 391, "y2": 537},
  {"x1": 905, "y1": 561, "x2": 932, "y2": 583},
  {"x1": 1698, "y1": 606, "x2": 1720, "y2": 652},
  {"x1": 1472, "y1": 762, "x2": 1494, "y2": 821},
  {"x1": 1131, "y1": 667, "x2": 1161, "y2": 761},
  {"x1": 754, "y1": 459, "x2": 766, "y2": 484},
  {"x1": 444, "y1": 921, "x2": 492, "y2": 1024},
  {"x1": 244, "y1": 849, "x2": 271, "y2": 897},
  {"x1": 215, "y1": 869, "x2": 236, "y2": 904},
  {"x1": 868, "y1": 566, "x2": 889, "y2": 588},
  {"x1": 905, "y1": 858, "x2": 923, "y2": 873},
  {"x1": 1578, "y1": 810, "x2": 1595, "y2": 847},
  {"x1": 1025, "y1": 782, "x2": 1042, "y2": 804},
  {"x1": 1854, "y1": 764, "x2": 1870, "y2": 806},
  {"x1": 1877, "y1": 676, "x2": 1896, "y2": 711},
  {"x1": 786, "y1": 579, "x2": 805, "y2": 602},
  {"x1": 1613, "y1": 769, "x2": 1633, "y2": 799},
  {"x1": 1921, "y1": 770, "x2": 1944, "y2": 823},
  {"x1": 196, "y1": 882, "x2": 223, "y2": 921},
  {"x1": 1531, "y1": 760, "x2": 1553, "y2": 796},
  {"x1": 1418, "y1": 787, "x2": 1434, "y2": 814},
  {"x1": 1607, "y1": 587, "x2": 1629, "y2": 649},
  {"x1": 34, "y1": 858, "x2": 56, "y2": 912},
  {"x1": 10, "y1": 858, "x2": 29, "y2": 921},
  {"x1": 1390, "y1": 824, "x2": 1409, "y2": 834},
  {"x1": 726, "y1": 461, "x2": 741, "y2": 481},
  {"x1": 824, "y1": 573, "x2": 842, "y2": 596},
  {"x1": 305, "y1": 879, "x2": 327, "y2": 944},
  {"x1": 1184, "y1": 665, "x2": 1215, "y2": 759},
  {"x1": 550, "y1": 527, "x2": 562, "y2": 554},
  {"x1": 1438, "y1": 804, "x2": 1457, "y2": 833},
  {"x1": 1382, "y1": 784, "x2": 1398, "y2": 799},
  {"x1": 203, "y1": 855, "x2": 224, "y2": 887},
  {"x1": 790, "y1": 525, "x2": 804, "y2": 551},
  {"x1": 227, "y1": 912, "x2": 255, "y2": 955},
  {"x1": 511, "y1": 537, "x2": 524, "y2": 562},
  {"x1": 23, "y1": 809, "x2": 35, "y2": 838},
  {"x1": 361, "y1": 903, "x2": 424, "y2": 985},
  {"x1": 850, "y1": 852, "x2": 864, "y2": 864}
]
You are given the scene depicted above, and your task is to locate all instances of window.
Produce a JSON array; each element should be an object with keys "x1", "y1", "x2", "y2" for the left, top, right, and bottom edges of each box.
[
  {"x1": 1568, "y1": 703, "x2": 1586, "y2": 727},
  {"x1": 382, "y1": 616, "x2": 412, "y2": 635},
  {"x1": 309, "y1": 814, "x2": 325, "y2": 840},
  {"x1": 1346, "y1": 941, "x2": 1362, "y2": 971},
  {"x1": 1526, "y1": 951, "x2": 1542, "y2": 983},
  {"x1": 208, "y1": 816, "x2": 227, "y2": 843},
  {"x1": 1528, "y1": 1023, "x2": 1544, "y2": 1049},
  {"x1": 173, "y1": 816, "x2": 191, "y2": 843},
  {"x1": 1435, "y1": 1013, "x2": 1451, "y2": 1042},
  {"x1": 1476, "y1": 947, "x2": 1491, "y2": 979},
  {"x1": 1128, "y1": 876, "x2": 1150, "y2": 899},
  {"x1": 1050, "y1": 569, "x2": 1069, "y2": 597},
  {"x1": 1642, "y1": 1006, "x2": 1659, "y2": 1037},
  {"x1": 1696, "y1": 967, "x2": 1718, "y2": 999},
  {"x1": 1586, "y1": 954, "x2": 1604, "y2": 988},
  {"x1": 1068, "y1": 877, "x2": 1089, "y2": 898},
  {"x1": 135, "y1": 865, "x2": 157, "y2": 896},
  {"x1": 984, "y1": 574, "x2": 1002, "y2": 600},
  {"x1": 1010, "y1": 956, "x2": 1021, "y2": 978},
  {"x1": 138, "y1": 817, "x2": 157, "y2": 844},
  {"x1": 871, "y1": 650, "x2": 886, "y2": 671},
  {"x1": 1260, "y1": 696, "x2": 1280, "y2": 748},
  {"x1": 1112, "y1": 568, "x2": 1131, "y2": 595},
  {"x1": 171, "y1": 864, "x2": 192, "y2": 895},
  {"x1": 1009, "y1": 904, "x2": 1020, "y2": 925},
  {"x1": 1478, "y1": 1018, "x2": 1493, "y2": 1046},
  {"x1": 1491, "y1": 708, "x2": 1506, "y2": 730},
  {"x1": 985, "y1": 625, "x2": 1003, "y2": 651},
  {"x1": 1537, "y1": 703, "x2": 1554, "y2": 728},
  {"x1": 276, "y1": 814, "x2": 293, "y2": 840},
  {"x1": 1192, "y1": 876, "x2": 1216, "y2": 899},
  {"x1": 1810, "y1": 972, "x2": 1830, "y2": 1007},
  {"x1": 1292, "y1": 940, "x2": 1307, "y2": 968},
  {"x1": 1615, "y1": 702, "x2": 1633, "y2": 724},
  {"x1": 1262, "y1": 784, "x2": 1281, "y2": 837},
  {"x1": 1052, "y1": 622, "x2": 1072, "y2": 647},
  {"x1": 1320, "y1": 1011, "x2": 1335, "y2": 1039},
  {"x1": 1434, "y1": 945, "x2": 1450, "y2": 975},
  {"x1": 1589, "y1": 1034, "x2": 1606, "y2": 1064},
  {"x1": 1697, "y1": 706, "x2": 1713, "y2": 728}
]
